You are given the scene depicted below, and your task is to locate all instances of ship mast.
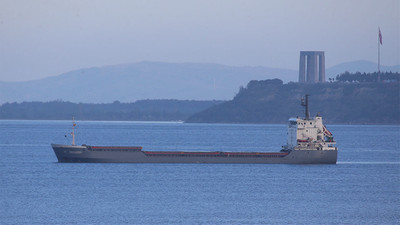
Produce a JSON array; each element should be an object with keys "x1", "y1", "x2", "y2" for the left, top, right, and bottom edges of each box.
[
  {"x1": 71, "y1": 117, "x2": 76, "y2": 146},
  {"x1": 301, "y1": 94, "x2": 310, "y2": 120}
]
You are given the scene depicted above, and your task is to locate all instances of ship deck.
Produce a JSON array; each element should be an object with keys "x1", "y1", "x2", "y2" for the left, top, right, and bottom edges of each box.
[{"x1": 143, "y1": 151, "x2": 289, "y2": 158}]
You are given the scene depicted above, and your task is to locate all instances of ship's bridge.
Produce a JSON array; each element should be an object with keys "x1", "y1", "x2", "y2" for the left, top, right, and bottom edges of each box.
[
  {"x1": 283, "y1": 95, "x2": 337, "y2": 151},
  {"x1": 285, "y1": 116, "x2": 336, "y2": 151}
]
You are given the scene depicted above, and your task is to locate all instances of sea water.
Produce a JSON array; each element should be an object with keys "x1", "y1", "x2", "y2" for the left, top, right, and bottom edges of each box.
[{"x1": 0, "y1": 120, "x2": 399, "y2": 224}]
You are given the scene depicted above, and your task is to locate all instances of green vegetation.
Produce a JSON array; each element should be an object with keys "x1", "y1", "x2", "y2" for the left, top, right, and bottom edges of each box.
[
  {"x1": 0, "y1": 100, "x2": 223, "y2": 121},
  {"x1": 335, "y1": 71, "x2": 399, "y2": 82},
  {"x1": 2, "y1": 72, "x2": 399, "y2": 124},
  {"x1": 186, "y1": 76, "x2": 400, "y2": 124}
]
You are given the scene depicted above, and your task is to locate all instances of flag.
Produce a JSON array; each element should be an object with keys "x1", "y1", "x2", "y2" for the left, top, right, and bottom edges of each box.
[{"x1": 379, "y1": 28, "x2": 383, "y2": 45}]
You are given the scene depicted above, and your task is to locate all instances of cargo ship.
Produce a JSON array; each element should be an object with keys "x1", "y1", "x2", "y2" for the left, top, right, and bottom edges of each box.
[{"x1": 51, "y1": 95, "x2": 338, "y2": 164}]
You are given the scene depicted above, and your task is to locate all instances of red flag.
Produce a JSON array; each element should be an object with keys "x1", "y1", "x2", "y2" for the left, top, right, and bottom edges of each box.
[{"x1": 379, "y1": 28, "x2": 383, "y2": 45}]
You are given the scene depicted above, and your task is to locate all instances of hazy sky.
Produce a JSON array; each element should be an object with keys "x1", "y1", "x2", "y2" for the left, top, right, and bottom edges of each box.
[{"x1": 1, "y1": 0, "x2": 399, "y2": 81}]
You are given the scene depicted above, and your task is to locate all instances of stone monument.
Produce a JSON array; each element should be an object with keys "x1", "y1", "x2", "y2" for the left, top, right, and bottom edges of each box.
[{"x1": 299, "y1": 51, "x2": 325, "y2": 83}]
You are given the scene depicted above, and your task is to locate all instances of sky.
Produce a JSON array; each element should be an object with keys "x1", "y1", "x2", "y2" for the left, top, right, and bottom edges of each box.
[{"x1": 0, "y1": 0, "x2": 399, "y2": 82}]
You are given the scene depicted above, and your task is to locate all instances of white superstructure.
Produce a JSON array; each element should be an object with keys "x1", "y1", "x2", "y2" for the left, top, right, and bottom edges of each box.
[{"x1": 283, "y1": 95, "x2": 337, "y2": 151}]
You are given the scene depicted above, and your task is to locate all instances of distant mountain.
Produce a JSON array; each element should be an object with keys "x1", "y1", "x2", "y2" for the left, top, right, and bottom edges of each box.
[
  {"x1": 1, "y1": 60, "x2": 399, "y2": 104},
  {"x1": 0, "y1": 62, "x2": 296, "y2": 104},
  {"x1": 326, "y1": 60, "x2": 400, "y2": 79}
]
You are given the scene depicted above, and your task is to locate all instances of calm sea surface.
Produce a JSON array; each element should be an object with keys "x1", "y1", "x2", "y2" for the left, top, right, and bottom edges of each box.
[{"x1": 0, "y1": 120, "x2": 399, "y2": 224}]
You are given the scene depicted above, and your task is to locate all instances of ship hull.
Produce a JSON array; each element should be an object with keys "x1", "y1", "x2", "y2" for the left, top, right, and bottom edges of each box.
[{"x1": 51, "y1": 144, "x2": 337, "y2": 164}]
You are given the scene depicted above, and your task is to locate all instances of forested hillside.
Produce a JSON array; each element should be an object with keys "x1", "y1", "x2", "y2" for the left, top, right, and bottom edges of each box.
[
  {"x1": 0, "y1": 100, "x2": 223, "y2": 121},
  {"x1": 186, "y1": 78, "x2": 400, "y2": 124},
  {"x1": 2, "y1": 72, "x2": 399, "y2": 124},
  {"x1": 335, "y1": 71, "x2": 399, "y2": 82}
]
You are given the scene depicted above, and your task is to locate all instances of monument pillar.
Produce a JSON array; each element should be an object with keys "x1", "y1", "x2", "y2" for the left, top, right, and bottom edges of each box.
[
  {"x1": 306, "y1": 53, "x2": 318, "y2": 83},
  {"x1": 318, "y1": 54, "x2": 325, "y2": 82},
  {"x1": 299, "y1": 54, "x2": 306, "y2": 82}
]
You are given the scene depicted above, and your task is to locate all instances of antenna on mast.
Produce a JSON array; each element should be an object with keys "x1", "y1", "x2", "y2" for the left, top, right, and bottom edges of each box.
[
  {"x1": 301, "y1": 94, "x2": 310, "y2": 120},
  {"x1": 71, "y1": 116, "x2": 76, "y2": 146}
]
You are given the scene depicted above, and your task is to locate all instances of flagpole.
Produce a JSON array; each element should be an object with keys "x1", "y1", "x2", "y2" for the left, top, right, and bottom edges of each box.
[
  {"x1": 378, "y1": 29, "x2": 380, "y2": 73},
  {"x1": 378, "y1": 27, "x2": 381, "y2": 82}
]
